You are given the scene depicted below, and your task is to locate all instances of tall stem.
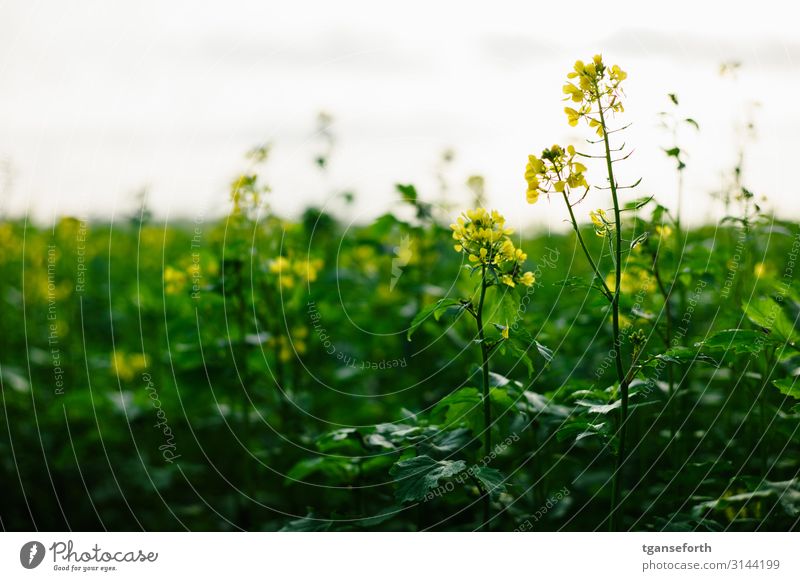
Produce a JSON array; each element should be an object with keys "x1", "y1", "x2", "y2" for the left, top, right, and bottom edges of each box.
[
  {"x1": 475, "y1": 265, "x2": 491, "y2": 529},
  {"x1": 598, "y1": 102, "x2": 629, "y2": 532},
  {"x1": 652, "y1": 250, "x2": 677, "y2": 456},
  {"x1": 562, "y1": 191, "x2": 612, "y2": 301},
  {"x1": 234, "y1": 260, "x2": 253, "y2": 530}
]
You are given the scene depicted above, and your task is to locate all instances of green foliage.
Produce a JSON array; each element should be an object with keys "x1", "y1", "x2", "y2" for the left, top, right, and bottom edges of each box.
[{"x1": 390, "y1": 455, "x2": 467, "y2": 503}]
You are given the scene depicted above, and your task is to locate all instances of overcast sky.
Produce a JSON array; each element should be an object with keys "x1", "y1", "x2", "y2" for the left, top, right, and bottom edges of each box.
[{"x1": 0, "y1": 0, "x2": 798, "y2": 228}]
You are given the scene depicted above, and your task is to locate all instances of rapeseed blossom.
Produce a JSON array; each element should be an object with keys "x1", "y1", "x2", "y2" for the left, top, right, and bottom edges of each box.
[
  {"x1": 525, "y1": 145, "x2": 588, "y2": 204},
  {"x1": 561, "y1": 54, "x2": 627, "y2": 136},
  {"x1": 450, "y1": 208, "x2": 535, "y2": 288},
  {"x1": 269, "y1": 256, "x2": 324, "y2": 289}
]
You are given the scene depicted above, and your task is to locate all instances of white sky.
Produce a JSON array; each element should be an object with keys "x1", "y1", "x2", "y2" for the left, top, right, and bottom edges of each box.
[{"x1": 0, "y1": 0, "x2": 798, "y2": 228}]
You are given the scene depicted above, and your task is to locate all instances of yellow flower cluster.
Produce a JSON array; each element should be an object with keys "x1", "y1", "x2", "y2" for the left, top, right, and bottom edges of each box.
[
  {"x1": 164, "y1": 266, "x2": 187, "y2": 295},
  {"x1": 111, "y1": 351, "x2": 147, "y2": 382},
  {"x1": 269, "y1": 256, "x2": 324, "y2": 289},
  {"x1": 525, "y1": 145, "x2": 588, "y2": 204},
  {"x1": 605, "y1": 268, "x2": 652, "y2": 295},
  {"x1": 562, "y1": 54, "x2": 627, "y2": 135},
  {"x1": 269, "y1": 327, "x2": 308, "y2": 362},
  {"x1": 654, "y1": 225, "x2": 673, "y2": 239},
  {"x1": 589, "y1": 208, "x2": 615, "y2": 237},
  {"x1": 450, "y1": 208, "x2": 535, "y2": 288}
]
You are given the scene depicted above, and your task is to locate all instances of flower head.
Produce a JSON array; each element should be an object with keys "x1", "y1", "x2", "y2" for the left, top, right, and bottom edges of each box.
[
  {"x1": 525, "y1": 144, "x2": 588, "y2": 204},
  {"x1": 561, "y1": 54, "x2": 626, "y2": 135},
  {"x1": 450, "y1": 208, "x2": 535, "y2": 287},
  {"x1": 589, "y1": 208, "x2": 615, "y2": 237},
  {"x1": 655, "y1": 225, "x2": 673, "y2": 239}
]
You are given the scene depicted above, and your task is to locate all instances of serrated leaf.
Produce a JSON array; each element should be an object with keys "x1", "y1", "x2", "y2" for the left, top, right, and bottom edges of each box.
[
  {"x1": 485, "y1": 285, "x2": 520, "y2": 327},
  {"x1": 416, "y1": 428, "x2": 472, "y2": 458},
  {"x1": 474, "y1": 466, "x2": 507, "y2": 498},
  {"x1": 390, "y1": 455, "x2": 467, "y2": 503}
]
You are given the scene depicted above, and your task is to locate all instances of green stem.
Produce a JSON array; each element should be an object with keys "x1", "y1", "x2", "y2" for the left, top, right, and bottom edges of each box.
[
  {"x1": 234, "y1": 260, "x2": 253, "y2": 530},
  {"x1": 598, "y1": 100, "x2": 629, "y2": 532},
  {"x1": 561, "y1": 191, "x2": 613, "y2": 301},
  {"x1": 475, "y1": 265, "x2": 491, "y2": 530},
  {"x1": 651, "y1": 250, "x2": 676, "y2": 446}
]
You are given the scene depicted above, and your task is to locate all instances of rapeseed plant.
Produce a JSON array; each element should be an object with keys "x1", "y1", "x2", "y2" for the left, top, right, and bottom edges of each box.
[{"x1": 525, "y1": 54, "x2": 637, "y2": 530}]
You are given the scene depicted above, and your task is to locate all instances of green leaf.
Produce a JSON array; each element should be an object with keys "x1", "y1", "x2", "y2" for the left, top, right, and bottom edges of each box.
[
  {"x1": 407, "y1": 298, "x2": 465, "y2": 340},
  {"x1": 654, "y1": 346, "x2": 717, "y2": 365},
  {"x1": 364, "y1": 432, "x2": 396, "y2": 450},
  {"x1": 396, "y1": 183, "x2": 418, "y2": 204},
  {"x1": 575, "y1": 399, "x2": 621, "y2": 415},
  {"x1": 280, "y1": 513, "x2": 333, "y2": 532},
  {"x1": 416, "y1": 428, "x2": 472, "y2": 458},
  {"x1": 489, "y1": 386, "x2": 516, "y2": 410},
  {"x1": 286, "y1": 457, "x2": 358, "y2": 485},
  {"x1": 390, "y1": 455, "x2": 467, "y2": 503},
  {"x1": 556, "y1": 419, "x2": 614, "y2": 451},
  {"x1": 474, "y1": 466, "x2": 507, "y2": 498},
  {"x1": 698, "y1": 329, "x2": 773, "y2": 355},
  {"x1": 355, "y1": 507, "x2": 405, "y2": 528},
  {"x1": 505, "y1": 339, "x2": 535, "y2": 377},
  {"x1": 432, "y1": 388, "x2": 482, "y2": 431},
  {"x1": 485, "y1": 285, "x2": 519, "y2": 327},
  {"x1": 315, "y1": 428, "x2": 359, "y2": 452},
  {"x1": 773, "y1": 378, "x2": 800, "y2": 399},
  {"x1": 743, "y1": 297, "x2": 800, "y2": 345}
]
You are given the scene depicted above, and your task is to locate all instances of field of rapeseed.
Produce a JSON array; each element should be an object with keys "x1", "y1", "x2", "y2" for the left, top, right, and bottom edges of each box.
[{"x1": 2, "y1": 56, "x2": 799, "y2": 532}]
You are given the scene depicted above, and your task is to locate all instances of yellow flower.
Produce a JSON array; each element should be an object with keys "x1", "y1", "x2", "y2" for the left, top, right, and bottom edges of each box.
[
  {"x1": 501, "y1": 325, "x2": 509, "y2": 340},
  {"x1": 164, "y1": 266, "x2": 187, "y2": 295},
  {"x1": 606, "y1": 269, "x2": 651, "y2": 295},
  {"x1": 269, "y1": 256, "x2": 290, "y2": 274},
  {"x1": 111, "y1": 351, "x2": 147, "y2": 382},
  {"x1": 524, "y1": 145, "x2": 588, "y2": 203},
  {"x1": 610, "y1": 64, "x2": 627, "y2": 81},
  {"x1": 589, "y1": 209, "x2": 614, "y2": 237},
  {"x1": 518, "y1": 271, "x2": 535, "y2": 287},
  {"x1": 269, "y1": 256, "x2": 323, "y2": 289},
  {"x1": 450, "y1": 208, "x2": 534, "y2": 289},
  {"x1": 655, "y1": 225, "x2": 673, "y2": 239},
  {"x1": 753, "y1": 262, "x2": 772, "y2": 279},
  {"x1": 565, "y1": 107, "x2": 581, "y2": 127},
  {"x1": 562, "y1": 82, "x2": 584, "y2": 103},
  {"x1": 562, "y1": 55, "x2": 627, "y2": 129}
]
